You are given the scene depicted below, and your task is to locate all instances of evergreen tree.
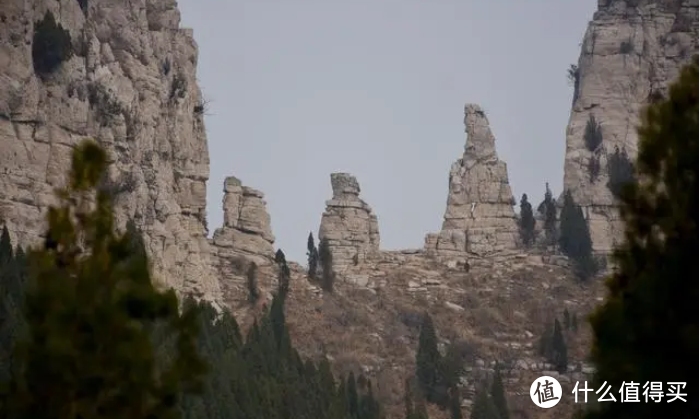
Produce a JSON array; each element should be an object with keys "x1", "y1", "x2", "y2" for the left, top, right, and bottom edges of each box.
[
  {"x1": 558, "y1": 190, "x2": 597, "y2": 280},
  {"x1": 449, "y1": 389, "x2": 463, "y2": 419},
  {"x1": 518, "y1": 194, "x2": 536, "y2": 247},
  {"x1": 0, "y1": 230, "x2": 28, "y2": 387},
  {"x1": 563, "y1": 308, "x2": 571, "y2": 331},
  {"x1": 2, "y1": 140, "x2": 206, "y2": 419},
  {"x1": 584, "y1": 57, "x2": 698, "y2": 419},
  {"x1": 0, "y1": 227, "x2": 11, "y2": 266},
  {"x1": 307, "y1": 232, "x2": 319, "y2": 282},
  {"x1": 416, "y1": 313, "x2": 446, "y2": 407},
  {"x1": 537, "y1": 183, "x2": 557, "y2": 246},
  {"x1": 275, "y1": 249, "x2": 290, "y2": 300},
  {"x1": 246, "y1": 262, "x2": 260, "y2": 304},
  {"x1": 318, "y1": 238, "x2": 335, "y2": 293},
  {"x1": 347, "y1": 372, "x2": 359, "y2": 418},
  {"x1": 490, "y1": 366, "x2": 509, "y2": 419},
  {"x1": 550, "y1": 319, "x2": 568, "y2": 374},
  {"x1": 605, "y1": 146, "x2": 635, "y2": 199},
  {"x1": 469, "y1": 386, "x2": 499, "y2": 419}
]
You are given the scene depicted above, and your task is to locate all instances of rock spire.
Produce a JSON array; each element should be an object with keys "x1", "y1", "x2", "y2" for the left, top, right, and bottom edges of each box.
[
  {"x1": 318, "y1": 173, "x2": 380, "y2": 271},
  {"x1": 425, "y1": 104, "x2": 518, "y2": 257}
]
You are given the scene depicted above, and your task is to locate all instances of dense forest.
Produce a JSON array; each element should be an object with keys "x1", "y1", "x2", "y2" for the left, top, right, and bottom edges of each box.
[
  {"x1": 0, "y1": 224, "x2": 383, "y2": 419},
  {"x1": 0, "y1": 140, "x2": 384, "y2": 419}
]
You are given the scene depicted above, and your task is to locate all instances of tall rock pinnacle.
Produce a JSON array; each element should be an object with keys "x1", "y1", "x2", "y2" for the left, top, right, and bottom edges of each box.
[
  {"x1": 562, "y1": 0, "x2": 698, "y2": 253},
  {"x1": 425, "y1": 104, "x2": 518, "y2": 257},
  {"x1": 318, "y1": 173, "x2": 380, "y2": 271}
]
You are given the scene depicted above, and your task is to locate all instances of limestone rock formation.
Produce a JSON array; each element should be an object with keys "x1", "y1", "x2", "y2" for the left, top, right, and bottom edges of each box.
[
  {"x1": 425, "y1": 104, "x2": 518, "y2": 257},
  {"x1": 210, "y1": 176, "x2": 276, "y2": 268},
  {"x1": 318, "y1": 173, "x2": 380, "y2": 271},
  {"x1": 562, "y1": 0, "x2": 698, "y2": 253},
  {"x1": 0, "y1": 0, "x2": 221, "y2": 303}
]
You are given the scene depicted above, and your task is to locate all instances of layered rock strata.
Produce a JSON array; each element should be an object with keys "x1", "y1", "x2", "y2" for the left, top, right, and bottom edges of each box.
[
  {"x1": 318, "y1": 173, "x2": 380, "y2": 271},
  {"x1": 0, "y1": 0, "x2": 221, "y2": 302},
  {"x1": 562, "y1": 0, "x2": 698, "y2": 253},
  {"x1": 210, "y1": 176, "x2": 276, "y2": 268},
  {"x1": 425, "y1": 104, "x2": 518, "y2": 257}
]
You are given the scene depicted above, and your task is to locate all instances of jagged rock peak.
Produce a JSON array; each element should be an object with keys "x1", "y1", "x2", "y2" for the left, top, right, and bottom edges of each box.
[
  {"x1": 463, "y1": 103, "x2": 497, "y2": 161},
  {"x1": 561, "y1": 0, "x2": 698, "y2": 253},
  {"x1": 331, "y1": 172, "x2": 361, "y2": 198},
  {"x1": 319, "y1": 173, "x2": 380, "y2": 271},
  {"x1": 212, "y1": 176, "x2": 275, "y2": 266},
  {"x1": 425, "y1": 104, "x2": 518, "y2": 257},
  {"x1": 0, "y1": 0, "x2": 222, "y2": 304}
]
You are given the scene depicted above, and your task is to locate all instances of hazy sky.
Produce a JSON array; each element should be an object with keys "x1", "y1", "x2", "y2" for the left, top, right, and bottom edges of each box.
[{"x1": 178, "y1": 0, "x2": 597, "y2": 263}]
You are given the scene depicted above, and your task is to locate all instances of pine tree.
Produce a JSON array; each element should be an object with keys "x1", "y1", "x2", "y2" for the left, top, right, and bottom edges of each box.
[
  {"x1": 490, "y1": 366, "x2": 509, "y2": 419},
  {"x1": 246, "y1": 262, "x2": 260, "y2": 304},
  {"x1": 559, "y1": 190, "x2": 597, "y2": 280},
  {"x1": 416, "y1": 313, "x2": 444, "y2": 406},
  {"x1": 469, "y1": 386, "x2": 499, "y2": 419},
  {"x1": 584, "y1": 57, "x2": 698, "y2": 419},
  {"x1": 3, "y1": 140, "x2": 206, "y2": 419},
  {"x1": 307, "y1": 232, "x2": 319, "y2": 282},
  {"x1": 606, "y1": 145, "x2": 635, "y2": 199},
  {"x1": 518, "y1": 194, "x2": 536, "y2": 247},
  {"x1": 275, "y1": 249, "x2": 290, "y2": 300},
  {"x1": 448, "y1": 386, "x2": 463, "y2": 419},
  {"x1": 563, "y1": 308, "x2": 571, "y2": 331},
  {"x1": 537, "y1": 183, "x2": 557, "y2": 246},
  {"x1": 550, "y1": 319, "x2": 568, "y2": 374},
  {"x1": 318, "y1": 238, "x2": 335, "y2": 293},
  {"x1": 347, "y1": 372, "x2": 359, "y2": 418},
  {"x1": 0, "y1": 226, "x2": 11, "y2": 266}
]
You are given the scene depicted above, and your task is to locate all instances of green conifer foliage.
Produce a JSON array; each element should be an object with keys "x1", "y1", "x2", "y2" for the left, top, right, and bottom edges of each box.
[
  {"x1": 416, "y1": 314, "x2": 441, "y2": 403},
  {"x1": 246, "y1": 262, "x2": 259, "y2": 304},
  {"x1": 584, "y1": 57, "x2": 698, "y2": 419},
  {"x1": 3, "y1": 140, "x2": 206, "y2": 419},
  {"x1": 307, "y1": 232, "x2": 319, "y2": 282},
  {"x1": 318, "y1": 238, "x2": 336, "y2": 293},
  {"x1": 518, "y1": 194, "x2": 536, "y2": 247},
  {"x1": 490, "y1": 366, "x2": 509, "y2": 419},
  {"x1": 537, "y1": 183, "x2": 558, "y2": 246},
  {"x1": 559, "y1": 190, "x2": 597, "y2": 280},
  {"x1": 550, "y1": 319, "x2": 568, "y2": 374},
  {"x1": 469, "y1": 386, "x2": 500, "y2": 419}
]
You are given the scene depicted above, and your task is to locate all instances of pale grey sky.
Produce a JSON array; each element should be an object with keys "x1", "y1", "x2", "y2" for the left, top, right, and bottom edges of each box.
[{"x1": 178, "y1": 0, "x2": 597, "y2": 263}]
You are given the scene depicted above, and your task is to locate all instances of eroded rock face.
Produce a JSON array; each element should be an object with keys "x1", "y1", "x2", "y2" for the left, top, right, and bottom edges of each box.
[
  {"x1": 425, "y1": 104, "x2": 518, "y2": 257},
  {"x1": 318, "y1": 173, "x2": 380, "y2": 271},
  {"x1": 0, "y1": 0, "x2": 221, "y2": 303},
  {"x1": 562, "y1": 0, "x2": 698, "y2": 253},
  {"x1": 210, "y1": 176, "x2": 275, "y2": 268}
]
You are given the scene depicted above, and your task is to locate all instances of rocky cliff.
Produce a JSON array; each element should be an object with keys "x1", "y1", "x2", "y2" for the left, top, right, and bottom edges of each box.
[
  {"x1": 425, "y1": 104, "x2": 519, "y2": 258},
  {"x1": 318, "y1": 173, "x2": 380, "y2": 272},
  {"x1": 562, "y1": 0, "x2": 698, "y2": 253},
  {"x1": 0, "y1": 0, "x2": 224, "y2": 302}
]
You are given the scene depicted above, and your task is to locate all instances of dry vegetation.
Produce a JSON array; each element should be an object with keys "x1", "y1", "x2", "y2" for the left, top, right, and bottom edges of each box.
[{"x1": 224, "y1": 250, "x2": 606, "y2": 419}]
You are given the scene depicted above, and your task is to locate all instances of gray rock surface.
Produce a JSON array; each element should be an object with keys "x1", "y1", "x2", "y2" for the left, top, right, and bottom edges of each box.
[
  {"x1": 210, "y1": 176, "x2": 276, "y2": 268},
  {"x1": 318, "y1": 173, "x2": 380, "y2": 271},
  {"x1": 0, "y1": 0, "x2": 222, "y2": 303},
  {"x1": 562, "y1": 0, "x2": 698, "y2": 253},
  {"x1": 425, "y1": 104, "x2": 518, "y2": 257}
]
